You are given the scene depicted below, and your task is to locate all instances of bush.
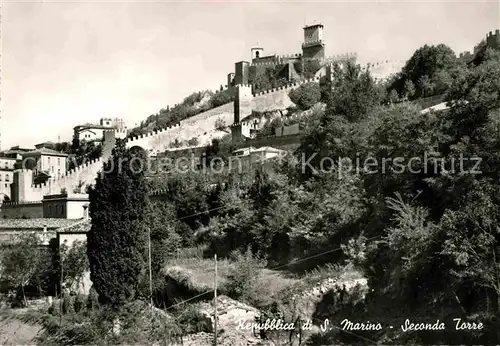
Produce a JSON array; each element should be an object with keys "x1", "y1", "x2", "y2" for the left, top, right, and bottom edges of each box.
[
  {"x1": 289, "y1": 82, "x2": 321, "y2": 110},
  {"x1": 176, "y1": 303, "x2": 213, "y2": 334},
  {"x1": 209, "y1": 90, "x2": 234, "y2": 108},
  {"x1": 214, "y1": 117, "x2": 226, "y2": 131},
  {"x1": 225, "y1": 247, "x2": 266, "y2": 303},
  {"x1": 187, "y1": 137, "x2": 199, "y2": 146},
  {"x1": 86, "y1": 287, "x2": 99, "y2": 311},
  {"x1": 62, "y1": 295, "x2": 75, "y2": 314}
]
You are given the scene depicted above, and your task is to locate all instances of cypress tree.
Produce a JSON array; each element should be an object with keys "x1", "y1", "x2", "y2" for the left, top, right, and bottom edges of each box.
[{"x1": 87, "y1": 139, "x2": 149, "y2": 308}]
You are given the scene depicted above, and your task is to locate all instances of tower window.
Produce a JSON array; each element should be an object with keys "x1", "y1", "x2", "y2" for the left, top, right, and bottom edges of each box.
[{"x1": 255, "y1": 51, "x2": 260, "y2": 58}]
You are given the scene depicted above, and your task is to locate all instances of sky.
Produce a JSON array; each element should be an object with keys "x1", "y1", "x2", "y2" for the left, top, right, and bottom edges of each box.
[{"x1": 1, "y1": 0, "x2": 499, "y2": 149}]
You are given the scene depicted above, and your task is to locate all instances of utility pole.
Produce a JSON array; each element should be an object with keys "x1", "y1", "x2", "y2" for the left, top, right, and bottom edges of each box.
[
  {"x1": 148, "y1": 227, "x2": 153, "y2": 316},
  {"x1": 214, "y1": 254, "x2": 218, "y2": 346}
]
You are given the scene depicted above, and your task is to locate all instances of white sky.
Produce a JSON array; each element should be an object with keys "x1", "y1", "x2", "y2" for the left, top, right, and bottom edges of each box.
[{"x1": 1, "y1": 0, "x2": 499, "y2": 148}]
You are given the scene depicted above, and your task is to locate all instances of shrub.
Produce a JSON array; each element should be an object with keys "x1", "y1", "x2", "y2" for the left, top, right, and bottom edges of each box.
[
  {"x1": 187, "y1": 137, "x2": 199, "y2": 146},
  {"x1": 62, "y1": 295, "x2": 75, "y2": 314},
  {"x1": 209, "y1": 90, "x2": 234, "y2": 108},
  {"x1": 289, "y1": 82, "x2": 321, "y2": 110},
  {"x1": 214, "y1": 117, "x2": 226, "y2": 131},
  {"x1": 87, "y1": 287, "x2": 99, "y2": 311},
  {"x1": 74, "y1": 294, "x2": 86, "y2": 313},
  {"x1": 225, "y1": 247, "x2": 266, "y2": 303}
]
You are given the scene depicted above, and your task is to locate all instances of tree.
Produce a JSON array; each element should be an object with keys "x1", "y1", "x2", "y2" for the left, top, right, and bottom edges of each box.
[
  {"x1": 59, "y1": 240, "x2": 89, "y2": 294},
  {"x1": 87, "y1": 139, "x2": 149, "y2": 308},
  {"x1": 0, "y1": 233, "x2": 48, "y2": 306},
  {"x1": 326, "y1": 61, "x2": 382, "y2": 122},
  {"x1": 389, "y1": 44, "x2": 459, "y2": 99},
  {"x1": 403, "y1": 80, "x2": 415, "y2": 100},
  {"x1": 289, "y1": 82, "x2": 321, "y2": 110}
]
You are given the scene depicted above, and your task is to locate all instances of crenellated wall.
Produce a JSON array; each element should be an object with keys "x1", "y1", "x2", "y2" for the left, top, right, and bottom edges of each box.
[{"x1": 0, "y1": 201, "x2": 43, "y2": 218}]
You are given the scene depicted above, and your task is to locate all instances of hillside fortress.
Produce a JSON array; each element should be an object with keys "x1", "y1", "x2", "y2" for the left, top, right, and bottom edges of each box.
[{"x1": 1, "y1": 24, "x2": 498, "y2": 211}]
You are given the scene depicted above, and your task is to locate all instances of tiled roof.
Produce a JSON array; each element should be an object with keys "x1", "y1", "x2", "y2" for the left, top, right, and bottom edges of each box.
[
  {"x1": 56, "y1": 219, "x2": 91, "y2": 233},
  {"x1": 22, "y1": 148, "x2": 68, "y2": 157},
  {"x1": 0, "y1": 218, "x2": 82, "y2": 229},
  {"x1": 74, "y1": 123, "x2": 114, "y2": 131}
]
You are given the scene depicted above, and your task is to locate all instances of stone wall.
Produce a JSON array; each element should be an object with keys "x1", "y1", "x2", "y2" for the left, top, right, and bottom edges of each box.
[{"x1": 0, "y1": 201, "x2": 43, "y2": 218}]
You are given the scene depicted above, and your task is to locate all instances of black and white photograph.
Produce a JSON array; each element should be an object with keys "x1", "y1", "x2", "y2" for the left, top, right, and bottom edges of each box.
[{"x1": 0, "y1": 0, "x2": 499, "y2": 344}]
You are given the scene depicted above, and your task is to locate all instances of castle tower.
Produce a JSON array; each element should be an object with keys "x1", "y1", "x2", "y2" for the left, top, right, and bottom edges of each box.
[
  {"x1": 251, "y1": 47, "x2": 264, "y2": 62},
  {"x1": 302, "y1": 23, "x2": 325, "y2": 59},
  {"x1": 486, "y1": 29, "x2": 500, "y2": 50},
  {"x1": 12, "y1": 169, "x2": 34, "y2": 202},
  {"x1": 234, "y1": 61, "x2": 250, "y2": 86},
  {"x1": 233, "y1": 84, "x2": 252, "y2": 124},
  {"x1": 227, "y1": 72, "x2": 235, "y2": 88},
  {"x1": 102, "y1": 130, "x2": 116, "y2": 162},
  {"x1": 231, "y1": 84, "x2": 253, "y2": 144}
]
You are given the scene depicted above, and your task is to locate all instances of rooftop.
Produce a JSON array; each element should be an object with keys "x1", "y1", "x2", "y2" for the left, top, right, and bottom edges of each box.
[
  {"x1": 22, "y1": 148, "x2": 69, "y2": 157},
  {"x1": 0, "y1": 218, "x2": 84, "y2": 229},
  {"x1": 56, "y1": 219, "x2": 91, "y2": 233},
  {"x1": 304, "y1": 23, "x2": 324, "y2": 29},
  {"x1": 74, "y1": 123, "x2": 115, "y2": 131}
]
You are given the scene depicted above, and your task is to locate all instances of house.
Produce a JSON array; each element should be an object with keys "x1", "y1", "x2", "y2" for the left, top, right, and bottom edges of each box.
[
  {"x1": 73, "y1": 117, "x2": 127, "y2": 142},
  {"x1": 228, "y1": 146, "x2": 287, "y2": 173},
  {"x1": 42, "y1": 193, "x2": 90, "y2": 219},
  {"x1": 34, "y1": 141, "x2": 56, "y2": 150},
  {"x1": 0, "y1": 155, "x2": 16, "y2": 202},
  {"x1": 21, "y1": 148, "x2": 68, "y2": 184}
]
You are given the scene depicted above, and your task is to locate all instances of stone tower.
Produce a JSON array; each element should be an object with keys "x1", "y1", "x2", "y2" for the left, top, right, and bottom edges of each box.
[
  {"x1": 231, "y1": 84, "x2": 253, "y2": 144},
  {"x1": 302, "y1": 23, "x2": 325, "y2": 59},
  {"x1": 251, "y1": 47, "x2": 264, "y2": 62},
  {"x1": 234, "y1": 61, "x2": 250, "y2": 86}
]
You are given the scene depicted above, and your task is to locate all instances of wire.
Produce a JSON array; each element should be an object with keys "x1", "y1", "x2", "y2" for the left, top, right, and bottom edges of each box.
[{"x1": 163, "y1": 235, "x2": 380, "y2": 312}]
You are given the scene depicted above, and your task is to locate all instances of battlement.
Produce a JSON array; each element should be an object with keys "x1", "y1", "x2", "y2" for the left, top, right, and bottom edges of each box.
[
  {"x1": 127, "y1": 123, "x2": 181, "y2": 143},
  {"x1": 252, "y1": 76, "x2": 321, "y2": 97},
  {"x1": 279, "y1": 53, "x2": 302, "y2": 59},
  {"x1": 487, "y1": 29, "x2": 500, "y2": 38},
  {"x1": 323, "y1": 52, "x2": 357, "y2": 61},
  {"x1": 302, "y1": 40, "x2": 324, "y2": 48},
  {"x1": 250, "y1": 61, "x2": 281, "y2": 67},
  {"x1": 215, "y1": 85, "x2": 230, "y2": 93},
  {"x1": 234, "y1": 84, "x2": 253, "y2": 89},
  {"x1": 31, "y1": 157, "x2": 103, "y2": 190},
  {"x1": 2, "y1": 200, "x2": 42, "y2": 207}
]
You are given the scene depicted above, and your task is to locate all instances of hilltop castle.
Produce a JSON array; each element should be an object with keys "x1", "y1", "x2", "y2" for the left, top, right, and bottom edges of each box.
[
  {"x1": 2, "y1": 25, "x2": 499, "y2": 217},
  {"x1": 225, "y1": 23, "x2": 356, "y2": 95}
]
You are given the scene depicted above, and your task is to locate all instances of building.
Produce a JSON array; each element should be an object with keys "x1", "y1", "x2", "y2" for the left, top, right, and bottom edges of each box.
[
  {"x1": 0, "y1": 155, "x2": 16, "y2": 202},
  {"x1": 42, "y1": 193, "x2": 90, "y2": 219},
  {"x1": 34, "y1": 141, "x2": 56, "y2": 150},
  {"x1": 228, "y1": 146, "x2": 287, "y2": 173},
  {"x1": 302, "y1": 23, "x2": 325, "y2": 60},
  {"x1": 1, "y1": 192, "x2": 89, "y2": 219},
  {"x1": 73, "y1": 117, "x2": 127, "y2": 142},
  {"x1": 21, "y1": 148, "x2": 68, "y2": 184}
]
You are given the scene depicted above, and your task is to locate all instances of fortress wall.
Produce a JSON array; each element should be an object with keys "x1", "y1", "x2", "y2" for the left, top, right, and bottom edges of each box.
[
  {"x1": 0, "y1": 201, "x2": 43, "y2": 219},
  {"x1": 180, "y1": 102, "x2": 234, "y2": 125},
  {"x1": 27, "y1": 158, "x2": 104, "y2": 199},
  {"x1": 252, "y1": 88, "x2": 294, "y2": 112}
]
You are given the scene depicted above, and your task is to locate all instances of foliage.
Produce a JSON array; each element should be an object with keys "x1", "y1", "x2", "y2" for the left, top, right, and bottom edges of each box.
[
  {"x1": 209, "y1": 90, "x2": 234, "y2": 108},
  {"x1": 0, "y1": 233, "x2": 51, "y2": 305},
  {"x1": 389, "y1": 44, "x2": 462, "y2": 99},
  {"x1": 214, "y1": 117, "x2": 226, "y2": 131},
  {"x1": 59, "y1": 240, "x2": 89, "y2": 293},
  {"x1": 87, "y1": 140, "x2": 149, "y2": 308},
  {"x1": 288, "y1": 82, "x2": 321, "y2": 110},
  {"x1": 225, "y1": 247, "x2": 266, "y2": 303},
  {"x1": 187, "y1": 137, "x2": 199, "y2": 146},
  {"x1": 326, "y1": 60, "x2": 383, "y2": 122}
]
